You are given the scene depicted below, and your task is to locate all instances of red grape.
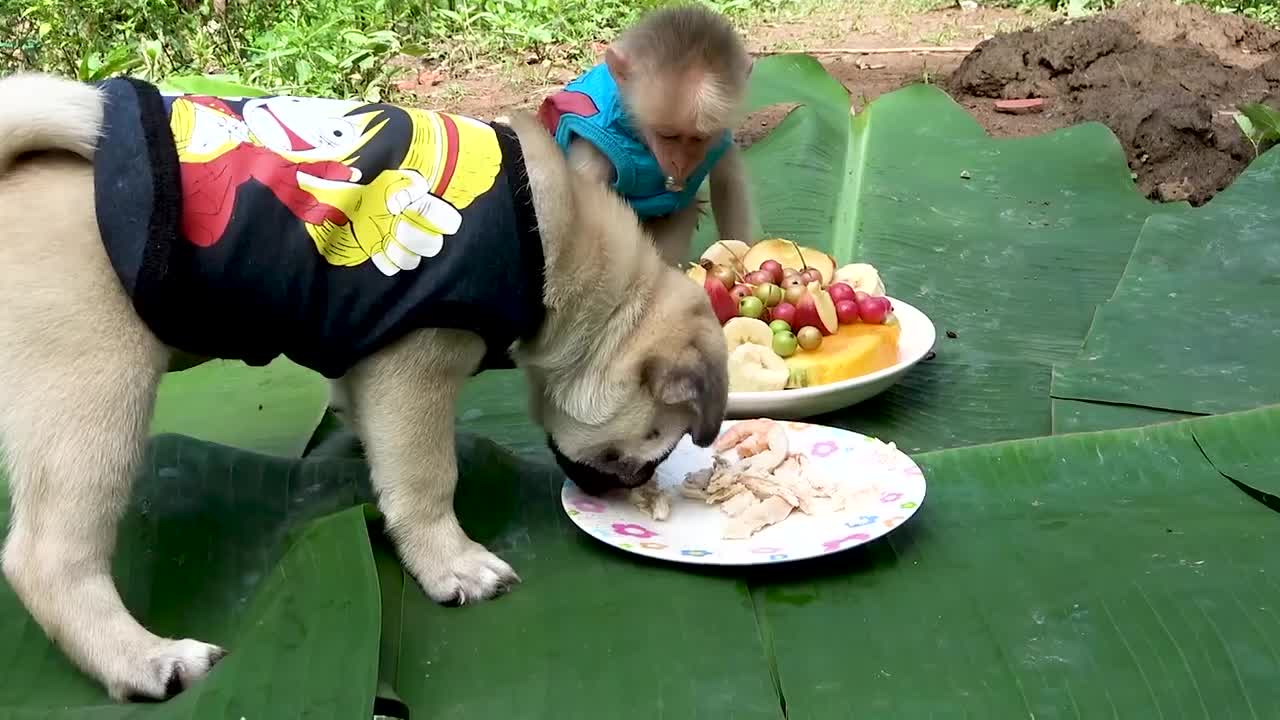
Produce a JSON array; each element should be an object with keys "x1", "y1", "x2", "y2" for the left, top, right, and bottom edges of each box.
[
  {"x1": 744, "y1": 269, "x2": 773, "y2": 285},
  {"x1": 759, "y1": 259, "x2": 785, "y2": 284},
  {"x1": 771, "y1": 302, "x2": 797, "y2": 327},
  {"x1": 828, "y1": 282, "x2": 856, "y2": 304},
  {"x1": 730, "y1": 284, "x2": 753, "y2": 302},
  {"x1": 853, "y1": 290, "x2": 869, "y2": 304},
  {"x1": 835, "y1": 299, "x2": 860, "y2": 325},
  {"x1": 800, "y1": 267, "x2": 823, "y2": 285},
  {"x1": 857, "y1": 295, "x2": 890, "y2": 324}
]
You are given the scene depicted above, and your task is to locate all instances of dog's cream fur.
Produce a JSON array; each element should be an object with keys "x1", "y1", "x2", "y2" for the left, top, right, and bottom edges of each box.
[{"x1": 0, "y1": 73, "x2": 728, "y2": 702}]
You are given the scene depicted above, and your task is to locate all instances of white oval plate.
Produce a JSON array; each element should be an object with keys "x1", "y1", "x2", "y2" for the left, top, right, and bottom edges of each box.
[
  {"x1": 725, "y1": 296, "x2": 936, "y2": 420},
  {"x1": 560, "y1": 421, "x2": 926, "y2": 566}
]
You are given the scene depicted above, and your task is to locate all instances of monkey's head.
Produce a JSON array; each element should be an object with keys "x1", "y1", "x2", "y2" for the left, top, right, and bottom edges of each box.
[{"x1": 606, "y1": 4, "x2": 752, "y2": 185}]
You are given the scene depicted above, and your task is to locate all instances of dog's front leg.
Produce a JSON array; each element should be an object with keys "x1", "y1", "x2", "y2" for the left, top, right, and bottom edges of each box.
[{"x1": 341, "y1": 328, "x2": 520, "y2": 605}]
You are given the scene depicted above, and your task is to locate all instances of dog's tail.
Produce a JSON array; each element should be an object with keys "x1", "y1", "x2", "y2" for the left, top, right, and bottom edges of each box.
[{"x1": 0, "y1": 73, "x2": 103, "y2": 175}]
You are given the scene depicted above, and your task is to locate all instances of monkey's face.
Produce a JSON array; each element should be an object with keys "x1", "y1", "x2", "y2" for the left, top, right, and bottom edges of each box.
[{"x1": 642, "y1": 127, "x2": 713, "y2": 185}]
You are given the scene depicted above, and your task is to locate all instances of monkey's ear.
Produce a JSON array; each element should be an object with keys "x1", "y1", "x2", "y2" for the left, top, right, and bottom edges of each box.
[{"x1": 605, "y1": 46, "x2": 631, "y2": 82}]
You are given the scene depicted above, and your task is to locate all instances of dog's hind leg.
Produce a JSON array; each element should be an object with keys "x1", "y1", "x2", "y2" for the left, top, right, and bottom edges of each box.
[{"x1": 0, "y1": 156, "x2": 224, "y2": 701}]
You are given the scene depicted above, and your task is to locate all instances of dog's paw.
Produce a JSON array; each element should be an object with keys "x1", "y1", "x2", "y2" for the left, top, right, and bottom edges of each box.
[
  {"x1": 411, "y1": 539, "x2": 521, "y2": 606},
  {"x1": 111, "y1": 639, "x2": 227, "y2": 702}
]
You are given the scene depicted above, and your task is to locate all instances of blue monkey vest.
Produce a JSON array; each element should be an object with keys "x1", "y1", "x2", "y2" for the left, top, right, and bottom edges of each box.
[{"x1": 538, "y1": 63, "x2": 732, "y2": 219}]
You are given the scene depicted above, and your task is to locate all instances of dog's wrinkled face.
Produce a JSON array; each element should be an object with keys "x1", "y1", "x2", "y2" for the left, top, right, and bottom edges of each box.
[{"x1": 533, "y1": 270, "x2": 728, "y2": 495}]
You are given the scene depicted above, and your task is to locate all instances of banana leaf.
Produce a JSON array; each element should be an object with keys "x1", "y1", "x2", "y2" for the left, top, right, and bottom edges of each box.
[
  {"x1": 152, "y1": 357, "x2": 329, "y2": 457},
  {"x1": 1052, "y1": 147, "x2": 1280, "y2": 419},
  {"x1": 0, "y1": 366, "x2": 380, "y2": 717},
  {"x1": 755, "y1": 404, "x2": 1280, "y2": 718}
]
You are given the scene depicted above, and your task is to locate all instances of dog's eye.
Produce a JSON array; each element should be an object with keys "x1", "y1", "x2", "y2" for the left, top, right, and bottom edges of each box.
[{"x1": 646, "y1": 428, "x2": 661, "y2": 441}]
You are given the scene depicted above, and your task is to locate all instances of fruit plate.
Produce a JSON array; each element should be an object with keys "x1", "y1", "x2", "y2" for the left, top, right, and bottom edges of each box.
[
  {"x1": 727, "y1": 296, "x2": 936, "y2": 419},
  {"x1": 560, "y1": 421, "x2": 926, "y2": 567}
]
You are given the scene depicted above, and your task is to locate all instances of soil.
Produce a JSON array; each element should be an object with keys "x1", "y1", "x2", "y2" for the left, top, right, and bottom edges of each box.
[
  {"x1": 399, "y1": 0, "x2": 1280, "y2": 206},
  {"x1": 948, "y1": 0, "x2": 1280, "y2": 204}
]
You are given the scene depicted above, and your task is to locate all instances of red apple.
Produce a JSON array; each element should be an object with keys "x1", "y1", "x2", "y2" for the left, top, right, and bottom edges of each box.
[
  {"x1": 730, "y1": 283, "x2": 753, "y2": 302},
  {"x1": 793, "y1": 282, "x2": 839, "y2": 335},
  {"x1": 704, "y1": 275, "x2": 739, "y2": 324}
]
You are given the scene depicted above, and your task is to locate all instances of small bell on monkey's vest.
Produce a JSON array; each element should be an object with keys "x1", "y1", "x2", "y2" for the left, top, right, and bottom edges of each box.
[{"x1": 664, "y1": 176, "x2": 683, "y2": 192}]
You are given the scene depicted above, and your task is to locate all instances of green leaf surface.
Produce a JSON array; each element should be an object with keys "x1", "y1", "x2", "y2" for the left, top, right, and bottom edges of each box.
[
  {"x1": 1188, "y1": 405, "x2": 1280, "y2": 504},
  {"x1": 756, "y1": 405, "x2": 1280, "y2": 718},
  {"x1": 0, "y1": 435, "x2": 381, "y2": 717},
  {"x1": 1239, "y1": 102, "x2": 1280, "y2": 142},
  {"x1": 388, "y1": 434, "x2": 783, "y2": 720},
  {"x1": 1051, "y1": 398, "x2": 1196, "y2": 435},
  {"x1": 157, "y1": 75, "x2": 269, "y2": 97},
  {"x1": 1052, "y1": 148, "x2": 1280, "y2": 416},
  {"x1": 151, "y1": 358, "x2": 328, "y2": 457},
  {"x1": 700, "y1": 56, "x2": 1158, "y2": 451}
]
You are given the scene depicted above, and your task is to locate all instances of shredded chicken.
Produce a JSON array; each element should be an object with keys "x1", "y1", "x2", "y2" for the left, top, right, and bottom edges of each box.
[
  {"x1": 627, "y1": 479, "x2": 672, "y2": 521},
  {"x1": 724, "y1": 496, "x2": 794, "y2": 540},
  {"x1": 672, "y1": 419, "x2": 865, "y2": 539},
  {"x1": 623, "y1": 420, "x2": 871, "y2": 537}
]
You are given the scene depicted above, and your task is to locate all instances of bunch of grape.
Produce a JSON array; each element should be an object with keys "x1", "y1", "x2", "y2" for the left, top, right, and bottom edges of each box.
[{"x1": 702, "y1": 258, "x2": 894, "y2": 358}]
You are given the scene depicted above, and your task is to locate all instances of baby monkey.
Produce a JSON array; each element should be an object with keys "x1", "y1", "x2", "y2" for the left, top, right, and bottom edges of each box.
[{"x1": 539, "y1": 4, "x2": 757, "y2": 266}]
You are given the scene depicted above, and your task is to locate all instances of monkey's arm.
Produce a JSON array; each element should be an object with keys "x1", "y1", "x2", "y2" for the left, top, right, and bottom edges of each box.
[
  {"x1": 567, "y1": 137, "x2": 618, "y2": 186},
  {"x1": 708, "y1": 142, "x2": 757, "y2": 244}
]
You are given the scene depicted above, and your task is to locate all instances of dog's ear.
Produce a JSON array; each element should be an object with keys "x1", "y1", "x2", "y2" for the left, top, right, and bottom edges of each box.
[{"x1": 643, "y1": 349, "x2": 727, "y2": 447}]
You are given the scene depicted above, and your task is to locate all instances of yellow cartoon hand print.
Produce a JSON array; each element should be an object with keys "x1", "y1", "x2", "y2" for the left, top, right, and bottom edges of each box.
[
  {"x1": 375, "y1": 169, "x2": 463, "y2": 275},
  {"x1": 295, "y1": 107, "x2": 504, "y2": 275},
  {"x1": 299, "y1": 168, "x2": 463, "y2": 276}
]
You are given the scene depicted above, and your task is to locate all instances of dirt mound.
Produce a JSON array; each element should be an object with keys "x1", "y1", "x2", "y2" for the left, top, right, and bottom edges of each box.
[{"x1": 948, "y1": 0, "x2": 1280, "y2": 205}]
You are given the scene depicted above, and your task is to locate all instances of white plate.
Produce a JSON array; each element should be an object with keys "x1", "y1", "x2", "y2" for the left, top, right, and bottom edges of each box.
[
  {"x1": 726, "y1": 296, "x2": 936, "y2": 420},
  {"x1": 560, "y1": 421, "x2": 926, "y2": 566}
]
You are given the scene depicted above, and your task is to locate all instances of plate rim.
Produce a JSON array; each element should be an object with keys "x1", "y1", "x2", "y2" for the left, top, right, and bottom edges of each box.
[
  {"x1": 559, "y1": 421, "x2": 928, "y2": 567},
  {"x1": 725, "y1": 296, "x2": 936, "y2": 403}
]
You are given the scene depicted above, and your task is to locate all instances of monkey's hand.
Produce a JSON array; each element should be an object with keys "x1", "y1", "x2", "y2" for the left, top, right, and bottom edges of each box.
[{"x1": 371, "y1": 169, "x2": 464, "y2": 276}]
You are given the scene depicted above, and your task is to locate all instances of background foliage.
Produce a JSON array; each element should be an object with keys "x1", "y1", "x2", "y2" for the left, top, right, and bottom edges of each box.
[
  {"x1": 0, "y1": 0, "x2": 780, "y2": 99},
  {"x1": 2, "y1": 0, "x2": 1276, "y2": 100}
]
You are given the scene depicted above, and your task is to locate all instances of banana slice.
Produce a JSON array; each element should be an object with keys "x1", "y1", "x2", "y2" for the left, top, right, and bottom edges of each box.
[
  {"x1": 728, "y1": 343, "x2": 789, "y2": 392},
  {"x1": 833, "y1": 263, "x2": 886, "y2": 297},
  {"x1": 723, "y1": 316, "x2": 774, "y2": 352}
]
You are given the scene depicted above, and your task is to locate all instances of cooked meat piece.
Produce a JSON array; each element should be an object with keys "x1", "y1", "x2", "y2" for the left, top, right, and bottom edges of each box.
[
  {"x1": 720, "y1": 490, "x2": 760, "y2": 517},
  {"x1": 723, "y1": 496, "x2": 793, "y2": 540},
  {"x1": 627, "y1": 480, "x2": 672, "y2": 521}
]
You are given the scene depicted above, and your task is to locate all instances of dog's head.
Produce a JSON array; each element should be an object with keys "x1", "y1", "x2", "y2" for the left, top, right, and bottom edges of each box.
[
  {"x1": 533, "y1": 269, "x2": 729, "y2": 495},
  {"x1": 502, "y1": 111, "x2": 728, "y2": 495}
]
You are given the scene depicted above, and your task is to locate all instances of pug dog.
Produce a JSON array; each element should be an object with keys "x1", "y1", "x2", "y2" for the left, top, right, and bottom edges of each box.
[{"x1": 0, "y1": 73, "x2": 727, "y2": 702}]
